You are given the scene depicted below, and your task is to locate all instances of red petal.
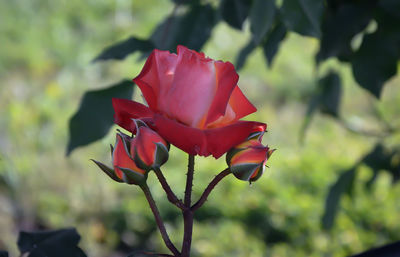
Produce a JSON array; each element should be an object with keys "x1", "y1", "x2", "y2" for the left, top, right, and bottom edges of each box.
[
  {"x1": 157, "y1": 46, "x2": 218, "y2": 128},
  {"x1": 153, "y1": 114, "x2": 266, "y2": 158},
  {"x1": 134, "y1": 126, "x2": 167, "y2": 166},
  {"x1": 204, "y1": 61, "x2": 238, "y2": 125},
  {"x1": 112, "y1": 98, "x2": 154, "y2": 132},
  {"x1": 228, "y1": 86, "x2": 257, "y2": 121},
  {"x1": 205, "y1": 121, "x2": 266, "y2": 158},
  {"x1": 133, "y1": 49, "x2": 179, "y2": 112},
  {"x1": 113, "y1": 134, "x2": 145, "y2": 178}
]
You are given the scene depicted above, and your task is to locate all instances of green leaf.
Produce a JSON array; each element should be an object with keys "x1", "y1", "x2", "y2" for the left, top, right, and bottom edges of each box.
[
  {"x1": 379, "y1": 0, "x2": 400, "y2": 18},
  {"x1": 17, "y1": 228, "x2": 87, "y2": 257},
  {"x1": 250, "y1": 0, "x2": 276, "y2": 44},
  {"x1": 262, "y1": 21, "x2": 287, "y2": 67},
  {"x1": 322, "y1": 168, "x2": 356, "y2": 230},
  {"x1": 93, "y1": 37, "x2": 154, "y2": 62},
  {"x1": 220, "y1": 0, "x2": 252, "y2": 30},
  {"x1": 318, "y1": 71, "x2": 342, "y2": 117},
  {"x1": 67, "y1": 80, "x2": 134, "y2": 155},
  {"x1": 236, "y1": 40, "x2": 257, "y2": 70},
  {"x1": 150, "y1": 4, "x2": 216, "y2": 52},
  {"x1": 317, "y1": 4, "x2": 372, "y2": 63},
  {"x1": 280, "y1": 0, "x2": 323, "y2": 38},
  {"x1": 351, "y1": 27, "x2": 399, "y2": 98},
  {"x1": 300, "y1": 71, "x2": 342, "y2": 141},
  {"x1": 363, "y1": 144, "x2": 400, "y2": 189}
]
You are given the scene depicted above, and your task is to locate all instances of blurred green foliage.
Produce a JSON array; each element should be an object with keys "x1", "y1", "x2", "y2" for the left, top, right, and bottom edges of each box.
[{"x1": 1, "y1": 0, "x2": 400, "y2": 257}]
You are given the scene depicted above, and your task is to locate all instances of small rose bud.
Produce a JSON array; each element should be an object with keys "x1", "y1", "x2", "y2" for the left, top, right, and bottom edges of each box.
[
  {"x1": 226, "y1": 138, "x2": 274, "y2": 183},
  {"x1": 92, "y1": 132, "x2": 148, "y2": 185},
  {"x1": 131, "y1": 119, "x2": 169, "y2": 171}
]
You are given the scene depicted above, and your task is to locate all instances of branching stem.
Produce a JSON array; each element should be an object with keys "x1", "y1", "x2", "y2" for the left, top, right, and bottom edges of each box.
[
  {"x1": 191, "y1": 168, "x2": 230, "y2": 211},
  {"x1": 140, "y1": 184, "x2": 180, "y2": 256}
]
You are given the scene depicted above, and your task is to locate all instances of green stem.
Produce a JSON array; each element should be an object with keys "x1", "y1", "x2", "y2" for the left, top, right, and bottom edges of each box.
[{"x1": 140, "y1": 184, "x2": 180, "y2": 256}]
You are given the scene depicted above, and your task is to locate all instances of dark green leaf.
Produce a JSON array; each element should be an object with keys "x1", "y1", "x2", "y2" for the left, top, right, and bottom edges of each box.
[
  {"x1": 236, "y1": 40, "x2": 257, "y2": 70},
  {"x1": 67, "y1": 80, "x2": 134, "y2": 155},
  {"x1": 322, "y1": 168, "x2": 356, "y2": 229},
  {"x1": 17, "y1": 228, "x2": 87, "y2": 257},
  {"x1": 280, "y1": 0, "x2": 324, "y2": 38},
  {"x1": 220, "y1": 0, "x2": 252, "y2": 30},
  {"x1": 351, "y1": 27, "x2": 399, "y2": 98},
  {"x1": 318, "y1": 71, "x2": 342, "y2": 117},
  {"x1": 363, "y1": 144, "x2": 400, "y2": 189},
  {"x1": 150, "y1": 4, "x2": 216, "y2": 52},
  {"x1": 317, "y1": 4, "x2": 372, "y2": 63},
  {"x1": 379, "y1": 0, "x2": 400, "y2": 18},
  {"x1": 93, "y1": 37, "x2": 154, "y2": 62},
  {"x1": 300, "y1": 71, "x2": 342, "y2": 141},
  {"x1": 351, "y1": 241, "x2": 400, "y2": 257},
  {"x1": 262, "y1": 21, "x2": 287, "y2": 67},
  {"x1": 250, "y1": 0, "x2": 276, "y2": 44}
]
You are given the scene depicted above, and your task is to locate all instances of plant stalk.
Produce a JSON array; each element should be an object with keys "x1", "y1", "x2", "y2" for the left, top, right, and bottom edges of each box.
[
  {"x1": 140, "y1": 184, "x2": 180, "y2": 256},
  {"x1": 191, "y1": 168, "x2": 230, "y2": 211},
  {"x1": 181, "y1": 154, "x2": 195, "y2": 256}
]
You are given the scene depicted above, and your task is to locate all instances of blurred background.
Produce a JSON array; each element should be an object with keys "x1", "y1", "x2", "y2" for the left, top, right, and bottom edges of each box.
[{"x1": 1, "y1": 0, "x2": 399, "y2": 256}]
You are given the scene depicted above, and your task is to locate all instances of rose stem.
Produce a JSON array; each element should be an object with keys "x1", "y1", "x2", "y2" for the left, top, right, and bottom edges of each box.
[
  {"x1": 154, "y1": 167, "x2": 185, "y2": 210},
  {"x1": 140, "y1": 184, "x2": 180, "y2": 256},
  {"x1": 181, "y1": 154, "x2": 195, "y2": 257},
  {"x1": 191, "y1": 168, "x2": 231, "y2": 211}
]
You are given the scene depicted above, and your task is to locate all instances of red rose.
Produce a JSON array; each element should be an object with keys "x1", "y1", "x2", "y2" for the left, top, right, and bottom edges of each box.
[{"x1": 113, "y1": 45, "x2": 266, "y2": 158}]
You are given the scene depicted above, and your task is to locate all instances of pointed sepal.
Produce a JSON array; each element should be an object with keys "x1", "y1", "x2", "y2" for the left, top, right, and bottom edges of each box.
[
  {"x1": 91, "y1": 159, "x2": 123, "y2": 183},
  {"x1": 118, "y1": 166, "x2": 148, "y2": 185},
  {"x1": 230, "y1": 163, "x2": 261, "y2": 181}
]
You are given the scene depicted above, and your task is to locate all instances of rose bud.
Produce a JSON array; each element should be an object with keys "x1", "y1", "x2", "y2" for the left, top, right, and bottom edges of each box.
[
  {"x1": 131, "y1": 119, "x2": 169, "y2": 171},
  {"x1": 226, "y1": 139, "x2": 274, "y2": 183},
  {"x1": 92, "y1": 132, "x2": 148, "y2": 185}
]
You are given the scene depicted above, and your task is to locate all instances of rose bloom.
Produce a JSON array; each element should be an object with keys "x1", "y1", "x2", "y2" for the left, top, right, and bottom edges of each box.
[{"x1": 113, "y1": 45, "x2": 266, "y2": 158}]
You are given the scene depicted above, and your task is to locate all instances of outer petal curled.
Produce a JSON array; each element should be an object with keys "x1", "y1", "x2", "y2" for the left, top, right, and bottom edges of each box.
[{"x1": 153, "y1": 114, "x2": 266, "y2": 158}]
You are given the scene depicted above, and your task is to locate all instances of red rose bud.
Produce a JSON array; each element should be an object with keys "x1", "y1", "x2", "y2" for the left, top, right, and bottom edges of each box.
[
  {"x1": 226, "y1": 139, "x2": 274, "y2": 183},
  {"x1": 131, "y1": 120, "x2": 169, "y2": 170},
  {"x1": 92, "y1": 132, "x2": 148, "y2": 185}
]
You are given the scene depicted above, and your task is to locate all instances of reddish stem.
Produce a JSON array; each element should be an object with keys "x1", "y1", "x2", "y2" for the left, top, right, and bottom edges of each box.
[
  {"x1": 140, "y1": 184, "x2": 180, "y2": 256},
  {"x1": 154, "y1": 167, "x2": 185, "y2": 210},
  {"x1": 181, "y1": 155, "x2": 195, "y2": 257},
  {"x1": 191, "y1": 168, "x2": 231, "y2": 211}
]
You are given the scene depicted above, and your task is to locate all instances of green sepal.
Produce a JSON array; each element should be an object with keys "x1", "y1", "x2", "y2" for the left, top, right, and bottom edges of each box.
[
  {"x1": 118, "y1": 166, "x2": 147, "y2": 185},
  {"x1": 91, "y1": 159, "x2": 123, "y2": 183},
  {"x1": 132, "y1": 118, "x2": 148, "y2": 129},
  {"x1": 247, "y1": 130, "x2": 264, "y2": 141},
  {"x1": 117, "y1": 131, "x2": 134, "y2": 160},
  {"x1": 153, "y1": 142, "x2": 169, "y2": 169},
  {"x1": 249, "y1": 165, "x2": 264, "y2": 182},
  {"x1": 110, "y1": 144, "x2": 114, "y2": 159},
  {"x1": 133, "y1": 149, "x2": 151, "y2": 171},
  {"x1": 230, "y1": 163, "x2": 260, "y2": 181}
]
